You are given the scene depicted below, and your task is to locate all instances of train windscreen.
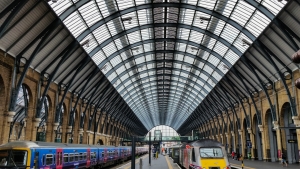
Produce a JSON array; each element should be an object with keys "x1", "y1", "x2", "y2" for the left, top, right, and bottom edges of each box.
[
  {"x1": 0, "y1": 150, "x2": 27, "y2": 168},
  {"x1": 199, "y1": 148, "x2": 223, "y2": 158}
]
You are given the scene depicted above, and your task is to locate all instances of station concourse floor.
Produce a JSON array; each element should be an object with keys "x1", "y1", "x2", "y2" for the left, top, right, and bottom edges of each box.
[
  {"x1": 115, "y1": 153, "x2": 180, "y2": 169},
  {"x1": 114, "y1": 154, "x2": 300, "y2": 169},
  {"x1": 229, "y1": 158, "x2": 300, "y2": 169}
]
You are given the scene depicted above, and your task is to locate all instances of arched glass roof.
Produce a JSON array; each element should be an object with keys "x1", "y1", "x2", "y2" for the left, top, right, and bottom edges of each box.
[{"x1": 48, "y1": 0, "x2": 287, "y2": 131}]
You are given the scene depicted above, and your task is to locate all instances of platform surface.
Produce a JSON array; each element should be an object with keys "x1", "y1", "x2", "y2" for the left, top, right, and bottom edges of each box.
[
  {"x1": 115, "y1": 153, "x2": 180, "y2": 169},
  {"x1": 229, "y1": 158, "x2": 300, "y2": 169}
]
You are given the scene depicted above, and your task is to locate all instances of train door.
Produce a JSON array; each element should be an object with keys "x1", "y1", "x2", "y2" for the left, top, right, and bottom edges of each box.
[
  {"x1": 56, "y1": 148, "x2": 63, "y2": 169},
  {"x1": 86, "y1": 149, "x2": 90, "y2": 167},
  {"x1": 104, "y1": 149, "x2": 107, "y2": 163}
]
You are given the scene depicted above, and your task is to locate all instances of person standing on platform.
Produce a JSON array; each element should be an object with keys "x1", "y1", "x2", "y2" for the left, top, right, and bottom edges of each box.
[
  {"x1": 152, "y1": 147, "x2": 156, "y2": 159},
  {"x1": 156, "y1": 149, "x2": 159, "y2": 159},
  {"x1": 231, "y1": 151, "x2": 235, "y2": 160},
  {"x1": 281, "y1": 153, "x2": 288, "y2": 167},
  {"x1": 161, "y1": 147, "x2": 165, "y2": 155}
]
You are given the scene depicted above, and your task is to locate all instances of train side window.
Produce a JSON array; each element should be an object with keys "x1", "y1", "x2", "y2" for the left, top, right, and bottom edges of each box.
[
  {"x1": 69, "y1": 154, "x2": 74, "y2": 162},
  {"x1": 63, "y1": 153, "x2": 69, "y2": 163},
  {"x1": 90, "y1": 152, "x2": 94, "y2": 159},
  {"x1": 46, "y1": 154, "x2": 53, "y2": 165},
  {"x1": 74, "y1": 153, "x2": 78, "y2": 161},
  {"x1": 79, "y1": 153, "x2": 83, "y2": 161},
  {"x1": 192, "y1": 148, "x2": 196, "y2": 162},
  {"x1": 102, "y1": 152, "x2": 104, "y2": 158},
  {"x1": 83, "y1": 153, "x2": 87, "y2": 160}
]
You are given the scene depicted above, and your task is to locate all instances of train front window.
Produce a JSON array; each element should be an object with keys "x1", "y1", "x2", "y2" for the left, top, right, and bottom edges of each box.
[
  {"x1": 199, "y1": 148, "x2": 223, "y2": 158},
  {"x1": 0, "y1": 150, "x2": 9, "y2": 166},
  {"x1": 0, "y1": 150, "x2": 27, "y2": 167}
]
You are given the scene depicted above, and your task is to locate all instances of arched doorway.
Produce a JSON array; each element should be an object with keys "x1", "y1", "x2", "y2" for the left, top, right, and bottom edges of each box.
[
  {"x1": 224, "y1": 123, "x2": 228, "y2": 153},
  {"x1": 243, "y1": 118, "x2": 250, "y2": 156},
  {"x1": 253, "y1": 114, "x2": 263, "y2": 160},
  {"x1": 266, "y1": 109, "x2": 278, "y2": 162},
  {"x1": 236, "y1": 121, "x2": 241, "y2": 155},
  {"x1": 0, "y1": 75, "x2": 5, "y2": 108},
  {"x1": 281, "y1": 103, "x2": 299, "y2": 163},
  {"x1": 230, "y1": 123, "x2": 234, "y2": 153}
]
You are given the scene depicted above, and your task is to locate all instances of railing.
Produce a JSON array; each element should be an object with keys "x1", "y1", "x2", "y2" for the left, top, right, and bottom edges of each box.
[{"x1": 122, "y1": 136, "x2": 193, "y2": 142}]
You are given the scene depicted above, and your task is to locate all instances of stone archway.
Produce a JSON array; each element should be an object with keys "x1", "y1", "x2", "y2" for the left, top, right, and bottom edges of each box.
[
  {"x1": 0, "y1": 75, "x2": 5, "y2": 111},
  {"x1": 253, "y1": 114, "x2": 263, "y2": 160},
  {"x1": 0, "y1": 75, "x2": 6, "y2": 144},
  {"x1": 236, "y1": 121, "x2": 241, "y2": 155},
  {"x1": 266, "y1": 109, "x2": 278, "y2": 162},
  {"x1": 280, "y1": 103, "x2": 299, "y2": 163},
  {"x1": 36, "y1": 96, "x2": 49, "y2": 142},
  {"x1": 243, "y1": 118, "x2": 250, "y2": 156},
  {"x1": 9, "y1": 84, "x2": 31, "y2": 142}
]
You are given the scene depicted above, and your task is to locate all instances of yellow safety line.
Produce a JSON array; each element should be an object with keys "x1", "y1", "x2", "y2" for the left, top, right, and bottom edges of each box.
[
  {"x1": 124, "y1": 154, "x2": 149, "y2": 169},
  {"x1": 230, "y1": 163, "x2": 255, "y2": 169},
  {"x1": 165, "y1": 155, "x2": 174, "y2": 169}
]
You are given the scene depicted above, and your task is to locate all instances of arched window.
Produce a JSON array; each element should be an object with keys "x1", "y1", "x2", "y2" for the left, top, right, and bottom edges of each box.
[
  {"x1": 55, "y1": 105, "x2": 65, "y2": 143},
  {"x1": 36, "y1": 97, "x2": 49, "y2": 141},
  {"x1": 9, "y1": 84, "x2": 29, "y2": 141}
]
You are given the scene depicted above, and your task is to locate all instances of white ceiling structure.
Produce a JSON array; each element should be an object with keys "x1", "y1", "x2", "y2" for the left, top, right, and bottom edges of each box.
[{"x1": 1, "y1": 0, "x2": 299, "y2": 135}]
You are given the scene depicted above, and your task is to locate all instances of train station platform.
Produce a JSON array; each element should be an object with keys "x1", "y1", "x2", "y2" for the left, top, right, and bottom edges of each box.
[
  {"x1": 115, "y1": 153, "x2": 179, "y2": 169},
  {"x1": 229, "y1": 158, "x2": 300, "y2": 169}
]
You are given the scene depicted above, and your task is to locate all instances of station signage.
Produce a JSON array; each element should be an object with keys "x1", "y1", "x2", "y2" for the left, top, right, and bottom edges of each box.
[{"x1": 288, "y1": 139, "x2": 297, "y2": 143}]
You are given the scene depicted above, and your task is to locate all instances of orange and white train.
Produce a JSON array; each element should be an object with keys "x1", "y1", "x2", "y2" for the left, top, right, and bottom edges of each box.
[{"x1": 179, "y1": 139, "x2": 231, "y2": 169}]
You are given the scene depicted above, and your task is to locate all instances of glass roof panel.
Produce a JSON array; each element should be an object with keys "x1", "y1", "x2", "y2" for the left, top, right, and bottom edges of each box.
[{"x1": 49, "y1": 0, "x2": 286, "y2": 130}]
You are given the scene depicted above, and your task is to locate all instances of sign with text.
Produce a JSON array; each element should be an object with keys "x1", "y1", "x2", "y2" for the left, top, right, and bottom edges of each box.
[{"x1": 288, "y1": 139, "x2": 297, "y2": 143}]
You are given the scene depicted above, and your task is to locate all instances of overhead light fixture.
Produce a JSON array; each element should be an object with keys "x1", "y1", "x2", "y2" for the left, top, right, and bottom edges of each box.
[
  {"x1": 132, "y1": 47, "x2": 139, "y2": 52},
  {"x1": 121, "y1": 17, "x2": 132, "y2": 24},
  {"x1": 81, "y1": 39, "x2": 90, "y2": 47},
  {"x1": 242, "y1": 39, "x2": 251, "y2": 46},
  {"x1": 222, "y1": 64, "x2": 230, "y2": 71},
  {"x1": 190, "y1": 47, "x2": 198, "y2": 52},
  {"x1": 199, "y1": 16, "x2": 210, "y2": 23},
  {"x1": 101, "y1": 65, "x2": 107, "y2": 71}
]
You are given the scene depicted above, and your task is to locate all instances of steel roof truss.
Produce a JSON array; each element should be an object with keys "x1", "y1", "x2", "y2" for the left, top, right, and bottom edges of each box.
[
  {"x1": 9, "y1": 19, "x2": 61, "y2": 112},
  {"x1": 256, "y1": 40, "x2": 297, "y2": 116},
  {"x1": 0, "y1": 0, "x2": 29, "y2": 38},
  {"x1": 231, "y1": 67, "x2": 262, "y2": 125},
  {"x1": 241, "y1": 57, "x2": 277, "y2": 122},
  {"x1": 220, "y1": 80, "x2": 250, "y2": 128}
]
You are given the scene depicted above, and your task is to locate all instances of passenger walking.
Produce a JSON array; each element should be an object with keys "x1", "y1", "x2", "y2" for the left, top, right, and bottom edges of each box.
[
  {"x1": 281, "y1": 153, "x2": 288, "y2": 167},
  {"x1": 231, "y1": 151, "x2": 235, "y2": 160}
]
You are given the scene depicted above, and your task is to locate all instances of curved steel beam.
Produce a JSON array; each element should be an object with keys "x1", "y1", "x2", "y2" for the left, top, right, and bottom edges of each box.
[
  {"x1": 107, "y1": 51, "x2": 221, "y2": 87},
  {"x1": 89, "y1": 23, "x2": 240, "y2": 67},
  {"x1": 117, "y1": 68, "x2": 211, "y2": 96},
  {"x1": 68, "y1": 3, "x2": 257, "y2": 43},
  {"x1": 99, "y1": 46, "x2": 224, "y2": 83}
]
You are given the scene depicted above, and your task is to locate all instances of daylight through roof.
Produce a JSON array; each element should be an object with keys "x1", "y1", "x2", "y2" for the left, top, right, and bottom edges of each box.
[{"x1": 48, "y1": 0, "x2": 287, "y2": 131}]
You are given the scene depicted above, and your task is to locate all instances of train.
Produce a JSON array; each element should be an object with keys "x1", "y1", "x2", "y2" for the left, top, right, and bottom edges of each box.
[
  {"x1": 0, "y1": 141, "x2": 148, "y2": 169},
  {"x1": 169, "y1": 139, "x2": 230, "y2": 169}
]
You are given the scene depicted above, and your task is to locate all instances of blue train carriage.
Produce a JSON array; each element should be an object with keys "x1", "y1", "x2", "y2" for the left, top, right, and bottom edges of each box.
[
  {"x1": 97, "y1": 146, "x2": 118, "y2": 168},
  {"x1": 0, "y1": 141, "x2": 101, "y2": 169},
  {"x1": 120, "y1": 146, "x2": 131, "y2": 160}
]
